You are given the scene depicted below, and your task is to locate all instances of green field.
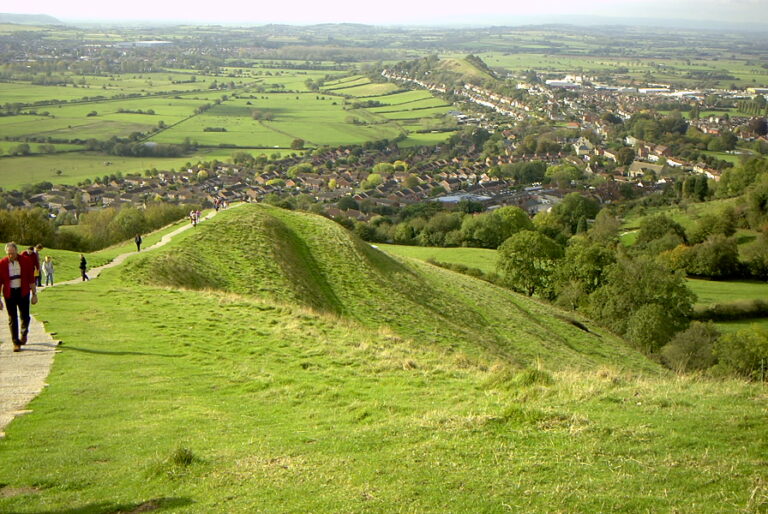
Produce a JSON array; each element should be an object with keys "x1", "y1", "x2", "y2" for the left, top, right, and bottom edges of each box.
[
  {"x1": 0, "y1": 70, "x2": 452, "y2": 179},
  {"x1": 688, "y1": 278, "x2": 768, "y2": 306},
  {"x1": 0, "y1": 151, "x2": 227, "y2": 189},
  {"x1": 379, "y1": 243, "x2": 498, "y2": 274},
  {"x1": 477, "y1": 49, "x2": 768, "y2": 88},
  {"x1": 1, "y1": 205, "x2": 766, "y2": 512}
]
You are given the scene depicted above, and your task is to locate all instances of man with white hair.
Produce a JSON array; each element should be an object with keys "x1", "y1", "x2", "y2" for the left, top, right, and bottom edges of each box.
[{"x1": 0, "y1": 242, "x2": 37, "y2": 352}]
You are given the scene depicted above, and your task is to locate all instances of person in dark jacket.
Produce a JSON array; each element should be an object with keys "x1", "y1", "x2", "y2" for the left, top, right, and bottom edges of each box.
[
  {"x1": 135, "y1": 234, "x2": 142, "y2": 252},
  {"x1": 79, "y1": 254, "x2": 89, "y2": 281},
  {"x1": 0, "y1": 242, "x2": 37, "y2": 352}
]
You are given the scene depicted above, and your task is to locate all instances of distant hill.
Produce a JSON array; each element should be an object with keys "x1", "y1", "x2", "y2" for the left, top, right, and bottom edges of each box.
[
  {"x1": 122, "y1": 204, "x2": 660, "y2": 372},
  {"x1": 0, "y1": 13, "x2": 61, "y2": 25}
]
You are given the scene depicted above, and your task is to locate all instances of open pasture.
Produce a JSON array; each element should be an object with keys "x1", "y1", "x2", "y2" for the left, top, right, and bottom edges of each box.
[
  {"x1": 0, "y1": 114, "x2": 155, "y2": 141},
  {"x1": 687, "y1": 278, "x2": 768, "y2": 306},
  {"x1": 331, "y1": 81, "x2": 401, "y2": 97},
  {"x1": 398, "y1": 129, "x2": 457, "y2": 147},
  {"x1": 364, "y1": 89, "x2": 443, "y2": 106},
  {"x1": 368, "y1": 94, "x2": 451, "y2": 113},
  {"x1": 322, "y1": 75, "x2": 370, "y2": 89},
  {"x1": 0, "y1": 82, "x2": 109, "y2": 105},
  {"x1": 380, "y1": 244, "x2": 498, "y2": 275},
  {"x1": 374, "y1": 106, "x2": 452, "y2": 121},
  {"x1": 0, "y1": 141, "x2": 84, "y2": 155},
  {"x1": 478, "y1": 51, "x2": 768, "y2": 88},
  {"x1": 150, "y1": 93, "x2": 409, "y2": 148},
  {"x1": 0, "y1": 151, "x2": 227, "y2": 189}
]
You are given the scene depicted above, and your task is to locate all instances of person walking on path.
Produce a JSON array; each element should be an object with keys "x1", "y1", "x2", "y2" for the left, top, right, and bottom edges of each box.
[
  {"x1": 0, "y1": 242, "x2": 37, "y2": 352},
  {"x1": 43, "y1": 255, "x2": 54, "y2": 286},
  {"x1": 135, "y1": 234, "x2": 142, "y2": 252},
  {"x1": 23, "y1": 245, "x2": 42, "y2": 288},
  {"x1": 79, "y1": 254, "x2": 89, "y2": 281}
]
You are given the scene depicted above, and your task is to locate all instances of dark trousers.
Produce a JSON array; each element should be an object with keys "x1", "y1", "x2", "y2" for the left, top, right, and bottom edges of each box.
[{"x1": 5, "y1": 288, "x2": 30, "y2": 344}]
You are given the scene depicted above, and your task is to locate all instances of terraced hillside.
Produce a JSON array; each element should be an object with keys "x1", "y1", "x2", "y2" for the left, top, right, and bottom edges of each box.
[{"x1": 1, "y1": 204, "x2": 766, "y2": 512}]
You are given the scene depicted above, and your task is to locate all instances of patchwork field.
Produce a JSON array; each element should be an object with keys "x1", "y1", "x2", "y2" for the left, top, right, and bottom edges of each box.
[{"x1": 0, "y1": 70, "x2": 454, "y2": 187}]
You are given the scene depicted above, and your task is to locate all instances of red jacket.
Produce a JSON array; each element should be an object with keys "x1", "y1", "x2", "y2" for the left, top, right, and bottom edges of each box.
[{"x1": 0, "y1": 253, "x2": 35, "y2": 298}]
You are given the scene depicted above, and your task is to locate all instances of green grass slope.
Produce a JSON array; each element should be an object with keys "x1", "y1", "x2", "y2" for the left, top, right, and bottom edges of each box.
[
  {"x1": 1, "y1": 204, "x2": 766, "y2": 512},
  {"x1": 122, "y1": 204, "x2": 657, "y2": 372}
]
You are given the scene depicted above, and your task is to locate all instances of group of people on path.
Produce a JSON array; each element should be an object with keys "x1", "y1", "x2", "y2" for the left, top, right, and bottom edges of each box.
[{"x1": 0, "y1": 238, "x2": 101, "y2": 351}]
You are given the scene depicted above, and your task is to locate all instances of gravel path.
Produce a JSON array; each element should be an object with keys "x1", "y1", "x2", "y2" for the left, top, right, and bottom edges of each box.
[{"x1": 0, "y1": 206, "x2": 232, "y2": 437}]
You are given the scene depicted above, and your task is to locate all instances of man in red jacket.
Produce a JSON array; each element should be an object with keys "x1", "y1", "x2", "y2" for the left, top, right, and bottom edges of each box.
[{"x1": 0, "y1": 242, "x2": 37, "y2": 352}]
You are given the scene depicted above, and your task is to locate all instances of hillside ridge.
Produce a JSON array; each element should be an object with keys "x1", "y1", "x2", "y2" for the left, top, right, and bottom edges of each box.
[{"x1": 122, "y1": 204, "x2": 660, "y2": 372}]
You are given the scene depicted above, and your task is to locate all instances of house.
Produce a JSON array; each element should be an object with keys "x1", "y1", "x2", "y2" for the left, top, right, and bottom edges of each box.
[
  {"x1": 572, "y1": 137, "x2": 594, "y2": 156},
  {"x1": 628, "y1": 161, "x2": 664, "y2": 178}
]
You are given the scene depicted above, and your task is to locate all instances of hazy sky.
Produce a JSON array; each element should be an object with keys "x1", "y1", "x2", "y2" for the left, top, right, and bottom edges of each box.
[{"x1": 8, "y1": 0, "x2": 768, "y2": 25}]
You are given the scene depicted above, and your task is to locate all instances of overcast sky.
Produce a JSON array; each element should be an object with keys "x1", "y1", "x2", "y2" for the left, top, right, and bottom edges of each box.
[{"x1": 8, "y1": 0, "x2": 768, "y2": 26}]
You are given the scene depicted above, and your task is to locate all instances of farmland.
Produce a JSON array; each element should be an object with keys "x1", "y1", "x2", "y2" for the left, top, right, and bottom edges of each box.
[{"x1": 0, "y1": 66, "x2": 456, "y2": 188}]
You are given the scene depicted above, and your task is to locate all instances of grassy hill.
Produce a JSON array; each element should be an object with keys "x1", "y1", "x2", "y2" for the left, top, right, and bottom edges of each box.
[
  {"x1": 122, "y1": 205, "x2": 656, "y2": 371},
  {"x1": 1, "y1": 204, "x2": 766, "y2": 512}
]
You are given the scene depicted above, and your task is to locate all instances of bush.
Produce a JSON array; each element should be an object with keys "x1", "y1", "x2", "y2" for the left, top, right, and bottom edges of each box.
[
  {"x1": 714, "y1": 325, "x2": 768, "y2": 380},
  {"x1": 660, "y1": 321, "x2": 719, "y2": 372}
]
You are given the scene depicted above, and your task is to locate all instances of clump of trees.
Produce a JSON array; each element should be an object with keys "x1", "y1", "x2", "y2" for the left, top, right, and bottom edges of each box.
[{"x1": 0, "y1": 202, "x2": 196, "y2": 252}]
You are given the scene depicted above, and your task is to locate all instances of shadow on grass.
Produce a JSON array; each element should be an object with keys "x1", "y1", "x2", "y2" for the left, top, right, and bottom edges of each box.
[
  {"x1": 35, "y1": 496, "x2": 194, "y2": 513},
  {"x1": 62, "y1": 346, "x2": 182, "y2": 358}
]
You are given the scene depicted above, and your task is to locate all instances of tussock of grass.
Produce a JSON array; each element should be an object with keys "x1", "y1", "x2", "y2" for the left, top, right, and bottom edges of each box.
[{"x1": 484, "y1": 366, "x2": 555, "y2": 390}]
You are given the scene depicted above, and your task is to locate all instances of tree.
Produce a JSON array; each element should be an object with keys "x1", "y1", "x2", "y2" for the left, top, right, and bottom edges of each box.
[
  {"x1": 108, "y1": 207, "x2": 147, "y2": 242},
  {"x1": 625, "y1": 303, "x2": 681, "y2": 354},
  {"x1": 460, "y1": 206, "x2": 533, "y2": 249},
  {"x1": 748, "y1": 117, "x2": 768, "y2": 136},
  {"x1": 746, "y1": 175, "x2": 768, "y2": 228},
  {"x1": 338, "y1": 196, "x2": 358, "y2": 211},
  {"x1": 372, "y1": 162, "x2": 395, "y2": 174},
  {"x1": 617, "y1": 147, "x2": 636, "y2": 166},
  {"x1": 589, "y1": 209, "x2": 621, "y2": 243},
  {"x1": 404, "y1": 174, "x2": 420, "y2": 188},
  {"x1": 550, "y1": 193, "x2": 600, "y2": 235},
  {"x1": 362, "y1": 173, "x2": 383, "y2": 189},
  {"x1": 635, "y1": 214, "x2": 687, "y2": 250},
  {"x1": 12, "y1": 143, "x2": 30, "y2": 156},
  {"x1": 497, "y1": 230, "x2": 563, "y2": 297},
  {"x1": 555, "y1": 237, "x2": 616, "y2": 294},
  {"x1": 545, "y1": 163, "x2": 582, "y2": 187},
  {"x1": 586, "y1": 255, "x2": 695, "y2": 347},
  {"x1": 685, "y1": 235, "x2": 741, "y2": 278},
  {"x1": 291, "y1": 138, "x2": 305, "y2": 150}
]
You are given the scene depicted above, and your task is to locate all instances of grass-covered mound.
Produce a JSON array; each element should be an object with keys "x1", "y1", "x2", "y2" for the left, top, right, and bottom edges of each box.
[{"x1": 122, "y1": 204, "x2": 656, "y2": 372}]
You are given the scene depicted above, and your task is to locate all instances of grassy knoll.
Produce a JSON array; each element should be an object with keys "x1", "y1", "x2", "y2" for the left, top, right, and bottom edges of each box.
[
  {"x1": 379, "y1": 243, "x2": 498, "y2": 275},
  {"x1": 1, "y1": 204, "x2": 766, "y2": 512}
]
